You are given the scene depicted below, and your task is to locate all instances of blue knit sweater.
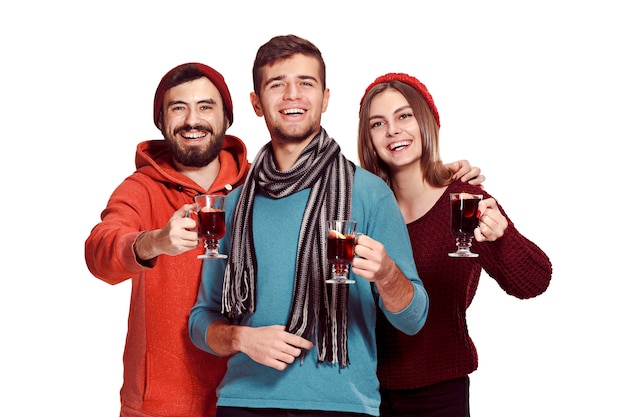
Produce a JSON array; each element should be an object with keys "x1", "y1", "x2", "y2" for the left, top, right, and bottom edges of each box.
[{"x1": 189, "y1": 166, "x2": 428, "y2": 416}]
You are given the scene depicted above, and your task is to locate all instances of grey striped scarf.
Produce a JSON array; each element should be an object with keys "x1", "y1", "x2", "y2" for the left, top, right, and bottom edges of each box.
[{"x1": 222, "y1": 128, "x2": 354, "y2": 367}]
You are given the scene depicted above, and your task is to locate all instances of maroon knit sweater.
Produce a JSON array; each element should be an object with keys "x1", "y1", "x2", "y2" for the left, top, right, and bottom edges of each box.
[{"x1": 376, "y1": 180, "x2": 552, "y2": 389}]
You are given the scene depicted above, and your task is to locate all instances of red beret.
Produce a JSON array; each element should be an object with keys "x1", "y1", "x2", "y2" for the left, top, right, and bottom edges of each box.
[
  {"x1": 360, "y1": 72, "x2": 440, "y2": 127},
  {"x1": 153, "y1": 63, "x2": 233, "y2": 128}
]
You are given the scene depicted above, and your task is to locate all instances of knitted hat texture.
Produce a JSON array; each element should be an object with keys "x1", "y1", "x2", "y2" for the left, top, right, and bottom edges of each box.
[{"x1": 360, "y1": 72, "x2": 440, "y2": 127}]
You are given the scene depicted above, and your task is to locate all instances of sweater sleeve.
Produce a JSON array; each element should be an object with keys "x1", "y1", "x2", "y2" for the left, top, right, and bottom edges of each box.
[
  {"x1": 189, "y1": 189, "x2": 240, "y2": 354},
  {"x1": 189, "y1": 256, "x2": 228, "y2": 354},
  {"x1": 84, "y1": 176, "x2": 156, "y2": 285},
  {"x1": 476, "y1": 199, "x2": 552, "y2": 299},
  {"x1": 355, "y1": 169, "x2": 429, "y2": 336}
]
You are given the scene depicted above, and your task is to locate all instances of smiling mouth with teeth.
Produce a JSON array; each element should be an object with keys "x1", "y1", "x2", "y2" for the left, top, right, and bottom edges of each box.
[
  {"x1": 181, "y1": 132, "x2": 207, "y2": 140},
  {"x1": 389, "y1": 140, "x2": 411, "y2": 151},
  {"x1": 282, "y1": 108, "x2": 305, "y2": 115}
]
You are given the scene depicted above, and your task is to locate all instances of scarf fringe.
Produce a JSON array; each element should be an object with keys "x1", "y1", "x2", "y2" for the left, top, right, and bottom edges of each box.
[{"x1": 222, "y1": 263, "x2": 255, "y2": 319}]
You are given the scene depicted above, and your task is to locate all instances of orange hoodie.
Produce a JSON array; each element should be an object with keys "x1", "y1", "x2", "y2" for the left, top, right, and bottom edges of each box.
[{"x1": 85, "y1": 136, "x2": 250, "y2": 417}]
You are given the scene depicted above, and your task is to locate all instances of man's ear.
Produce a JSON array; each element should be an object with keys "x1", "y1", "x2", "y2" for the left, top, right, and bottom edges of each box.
[
  {"x1": 250, "y1": 92, "x2": 264, "y2": 117},
  {"x1": 321, "y1": 88, "x2": 330, "y2": 113}
]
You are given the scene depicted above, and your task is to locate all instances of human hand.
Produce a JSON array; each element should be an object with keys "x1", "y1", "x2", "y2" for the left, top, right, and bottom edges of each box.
[
  {"x1": 352, "y1": 234, "x2": 414, "y2": 312},
  {"x1": 446, "y1": 159, "x2": 485, "y2": 186},
  {"x1": 351, "y1": 234, "x2": 395, "y2": 283},
  {"x1": 238, "y1": 325, "x2": 313, "y2": 371},
  {"x1": 134, "y1": 204, "x2": 199, "y2": 260},
  {"x1": 474, "y1": 198, "x2": 508, "y2": 242}
]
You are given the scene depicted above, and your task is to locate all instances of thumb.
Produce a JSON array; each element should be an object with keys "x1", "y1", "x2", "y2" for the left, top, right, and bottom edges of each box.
[{"x1": 175, "y1": 203, "x2": 197, "y2": 219}]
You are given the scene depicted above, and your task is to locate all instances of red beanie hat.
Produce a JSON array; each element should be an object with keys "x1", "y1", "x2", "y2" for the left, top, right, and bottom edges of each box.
[
  {"x1": 153, "y1": 62, "x2": 234, "y2": 128},
  {"x1": 360, "y1": 72, "x2": 440, "y2": 127}
]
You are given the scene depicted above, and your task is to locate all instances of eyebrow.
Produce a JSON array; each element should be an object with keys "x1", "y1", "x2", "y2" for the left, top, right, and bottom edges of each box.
[
  {"x1": 368, "y1": 105, "x2": 412, "y2": 122},
  {"x1": 264, "y1": 74, "x2": 318, "y2": 88},
  {"x1": 167, "y1": 98, "x2": 217, "y2": 107}
]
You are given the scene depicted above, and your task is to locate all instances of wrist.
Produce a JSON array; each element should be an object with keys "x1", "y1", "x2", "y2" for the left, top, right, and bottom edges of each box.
[{"x1": 134, "y1": 231, "x2": 157, "y2": 262}]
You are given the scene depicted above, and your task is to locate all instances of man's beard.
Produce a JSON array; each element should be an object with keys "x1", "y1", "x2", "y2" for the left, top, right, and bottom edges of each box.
[{"x1": 166, "y1": 124, "x2": 226, "y2": 168}]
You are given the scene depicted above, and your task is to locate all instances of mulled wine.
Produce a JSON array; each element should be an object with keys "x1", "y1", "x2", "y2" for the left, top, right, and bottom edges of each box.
[
  {"x1": 194, "y1": 194, "x2": 228, "y2": 259},
  {"x1": 199, "y1": 210, "x2": 226, "y2": 241},
  {"x1": 325, "y1": 220, "x2": 358, "y2": 284},
  {"x1": 448, "y1": 193, "x2": 483, "y2": 258}
]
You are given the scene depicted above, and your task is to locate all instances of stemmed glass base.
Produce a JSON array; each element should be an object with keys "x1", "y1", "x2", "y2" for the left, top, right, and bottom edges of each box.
[
  {"x1": 198, "y1": 241, "x2": 227, "y2": 259},
  {"x1": 326, "y1": 264, "x2": 355, "y2": 284},
  {"x1": 448, "y1": 237, "x2": 479, "y2": 258}
]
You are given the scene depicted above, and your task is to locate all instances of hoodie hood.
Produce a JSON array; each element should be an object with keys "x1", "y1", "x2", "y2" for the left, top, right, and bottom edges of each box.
[{"x1": 134, "y1": 135, "x2": 250, "y2": 195}]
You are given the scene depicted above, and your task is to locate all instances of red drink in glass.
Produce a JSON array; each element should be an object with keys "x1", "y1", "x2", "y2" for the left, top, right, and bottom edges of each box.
[
  {"x1": 327, "y1": 234, "x2": 356, "y2": 266},
  {"x1": 325, "y1": 220, "x2": 358, "y2": 284},
  {"x1": 448, "y1": 193, "x2": 482, "y2": 258},
  {"x1": 199, "y1": 210, "x2": 226, "y2": 241},
  {"x1": 450, "y1": 197, "x2": 480, "y2": 238},
  {"x1": 194, "y1": 194, "x2": 228, "y2": 259}
]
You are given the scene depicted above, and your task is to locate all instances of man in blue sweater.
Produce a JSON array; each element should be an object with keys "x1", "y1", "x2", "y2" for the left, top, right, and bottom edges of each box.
[{"x1": 189, "y1": 34, "x2": 428, "y2": 417}]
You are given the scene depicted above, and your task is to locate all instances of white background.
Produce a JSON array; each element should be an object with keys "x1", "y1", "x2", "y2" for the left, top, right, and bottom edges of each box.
[{"x1": 1, "y1": 1, "x2": 623, "y2": 415}]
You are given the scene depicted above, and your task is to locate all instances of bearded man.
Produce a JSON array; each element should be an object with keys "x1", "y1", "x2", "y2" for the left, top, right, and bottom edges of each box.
[{"x1": 85, "y1": 63, "x2": 250, "y2": 417}]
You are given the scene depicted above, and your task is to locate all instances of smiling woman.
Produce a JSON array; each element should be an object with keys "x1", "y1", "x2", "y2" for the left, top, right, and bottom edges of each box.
[{"x1": 357, "y1": 72, "x2": 552, "y2": 417}]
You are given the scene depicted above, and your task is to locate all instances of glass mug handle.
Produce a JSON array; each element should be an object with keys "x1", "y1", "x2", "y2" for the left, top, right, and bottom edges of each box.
[{"x1": 354, "y1": 232, "x2": 364, "y2": 257}]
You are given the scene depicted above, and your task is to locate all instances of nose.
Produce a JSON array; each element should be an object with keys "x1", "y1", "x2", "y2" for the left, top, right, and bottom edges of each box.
[
  {"x1": 184, "y1": 107, "x2": 201, "y2": 125},
  {"x1": 283, "y1": 82, "x2": 300, "y2": 100},
  {"x1": 385, "y1": 120, "x2": 400, "y2": 137}
]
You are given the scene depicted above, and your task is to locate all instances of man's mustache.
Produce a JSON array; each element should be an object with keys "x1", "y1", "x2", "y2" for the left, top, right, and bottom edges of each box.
[{"x1": 174, "y1": 124, "x2": 214, "y2": 135}]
